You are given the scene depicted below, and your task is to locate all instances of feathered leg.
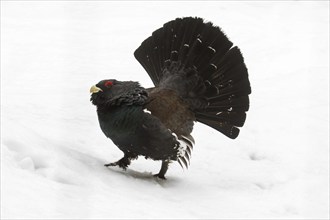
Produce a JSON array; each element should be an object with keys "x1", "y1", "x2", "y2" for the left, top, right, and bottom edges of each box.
[{"x1": 154, "y1": 160, "x2": 170, "y2": 179}]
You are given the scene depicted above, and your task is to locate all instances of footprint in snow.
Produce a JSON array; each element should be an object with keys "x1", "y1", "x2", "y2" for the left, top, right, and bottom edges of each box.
[{"x1": 249, "y1": 152, "x2": 267, "y2": 161}]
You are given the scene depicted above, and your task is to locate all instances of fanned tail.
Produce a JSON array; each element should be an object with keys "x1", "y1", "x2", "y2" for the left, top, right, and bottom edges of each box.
[{"x1": 134, "y1": 17, "x2": 251, "y2": 139}]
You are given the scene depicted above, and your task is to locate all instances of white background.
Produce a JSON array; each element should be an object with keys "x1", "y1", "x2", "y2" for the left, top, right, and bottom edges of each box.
[{"x1": 1, "y1": 1, "x2": 329, "y2": 219}]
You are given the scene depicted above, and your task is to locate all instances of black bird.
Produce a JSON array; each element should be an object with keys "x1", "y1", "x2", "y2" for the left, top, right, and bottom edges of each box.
[{"x1": 90, "y1": 17, "x2": 251, "y2": 179}]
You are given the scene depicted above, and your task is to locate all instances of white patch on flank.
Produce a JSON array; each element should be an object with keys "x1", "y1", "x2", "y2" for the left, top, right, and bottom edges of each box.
[
  {"x1": 168, "y1": 130, "x2": 188, "y2": 157},
  {"x1": 177, "y1": 139, "x2": 187, "y2": 157},
  {"x1": 181, "y1": 135, "x2": 194, "y2": 146},
  {"x1": 168, "y1": 129, "x2": 175, "y2": 137}
]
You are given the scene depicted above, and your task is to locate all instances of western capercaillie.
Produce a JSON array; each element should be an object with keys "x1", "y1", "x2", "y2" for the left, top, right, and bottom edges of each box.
[{"x1": 90, "y1": 17, "x2": 251, "y2": 179}]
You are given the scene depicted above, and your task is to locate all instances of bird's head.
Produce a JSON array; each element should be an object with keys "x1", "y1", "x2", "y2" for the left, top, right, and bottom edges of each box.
[
  {"x1": 90, "y1": 79, "x2": 146, "y2": 107},
  {"x1": 90, "y1": 79, "x2": 117, "y2": 106}
]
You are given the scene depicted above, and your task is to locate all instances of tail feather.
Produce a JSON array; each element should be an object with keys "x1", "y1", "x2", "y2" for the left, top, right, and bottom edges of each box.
[
  {"x1": 205, "y1": 95, "x2": 250, "y2": 112},
  {"x1": 134, "y1": 17, "x2": 251, "y2": 139},
  {"x1": 196, "y1": 111, "x2": 246, "y2": 127},
  {"x1": 196, "y1": 117, "x2": 240, "y2": 139}
]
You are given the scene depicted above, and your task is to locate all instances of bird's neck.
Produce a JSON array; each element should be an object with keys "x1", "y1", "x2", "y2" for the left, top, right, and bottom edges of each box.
[{"x1": 97, "y1": 105, "x2": 144, "y2": 138}]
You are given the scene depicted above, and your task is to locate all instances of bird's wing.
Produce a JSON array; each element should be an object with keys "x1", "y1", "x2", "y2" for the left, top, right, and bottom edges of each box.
[
  {"x1": 139, "y1": 109, "x2": 193, "y2": 166},
  {"x1": 145, "y1": 88, "x2": 195, "y2": 137}
]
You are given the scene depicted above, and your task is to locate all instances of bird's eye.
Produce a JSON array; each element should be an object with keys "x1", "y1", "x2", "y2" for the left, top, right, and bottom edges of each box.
[{"x1": 104, "y1": 81, "x2": 113, "y2": 87}]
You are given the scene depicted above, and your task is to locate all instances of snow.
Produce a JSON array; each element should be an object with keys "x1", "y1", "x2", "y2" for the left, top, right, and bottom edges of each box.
[{"x1": 1, "y1": 1, "x2": 329, "y2": 219}]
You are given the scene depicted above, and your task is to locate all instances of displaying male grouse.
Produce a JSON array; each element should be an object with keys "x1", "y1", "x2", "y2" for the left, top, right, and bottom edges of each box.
[{"x1": 90, "y1": 17, "x2": 251, "y2": 179}]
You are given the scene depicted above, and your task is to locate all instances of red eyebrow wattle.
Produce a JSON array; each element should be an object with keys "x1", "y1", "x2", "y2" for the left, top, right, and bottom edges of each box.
[{"x1": 104, "y1": 81, "x2": 113, "y2": 87}]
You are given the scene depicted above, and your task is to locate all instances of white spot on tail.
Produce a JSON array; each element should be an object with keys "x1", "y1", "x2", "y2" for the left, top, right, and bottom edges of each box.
[
  {"x1": 208, "y1": 46, "x2": 216, "y2": 53},
  {"x1": 143, "y1": 109, "x2": 151, "y2": 114},
  {"x1": 210, "y1": 63, "x2": 217, "y2": 70}
]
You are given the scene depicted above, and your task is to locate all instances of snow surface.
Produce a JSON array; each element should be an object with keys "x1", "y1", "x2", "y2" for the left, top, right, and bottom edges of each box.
[{"x1": 1, "y1": 1, "x2": 329, "y2": 219}]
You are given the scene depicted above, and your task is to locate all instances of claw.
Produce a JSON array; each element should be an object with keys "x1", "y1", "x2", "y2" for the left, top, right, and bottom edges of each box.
[
  {"x1": 104, "y1": 163, "x2": 128, "y2": 170},
  {"x1": 104, "y1": 162, "x2": 117, "y2": 167}
]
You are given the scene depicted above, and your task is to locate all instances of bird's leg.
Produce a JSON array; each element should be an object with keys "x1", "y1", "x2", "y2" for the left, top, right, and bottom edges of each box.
[
  {"x1": 154, "y1": 160, "x2": 169, "y2": 179},
  {"x1": 104, "y1": 154, "x2": 134, "y2": 170}
]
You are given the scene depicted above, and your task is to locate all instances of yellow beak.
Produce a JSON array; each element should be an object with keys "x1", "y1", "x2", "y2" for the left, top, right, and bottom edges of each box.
[{"x1": 90, "y1": 85, "x2": 103, "y2": 93}]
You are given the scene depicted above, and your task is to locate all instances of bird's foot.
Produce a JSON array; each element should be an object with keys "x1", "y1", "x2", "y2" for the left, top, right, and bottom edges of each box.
[
  {"x1": 153, "y1": 173, "x2": 166, "y2": 180},
  {"x1": 104, "y1": 162, "x2": 126, "y2": 170},
  {"x1": 104, "y1": 156, "x2": 131, "y2": 170}
]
